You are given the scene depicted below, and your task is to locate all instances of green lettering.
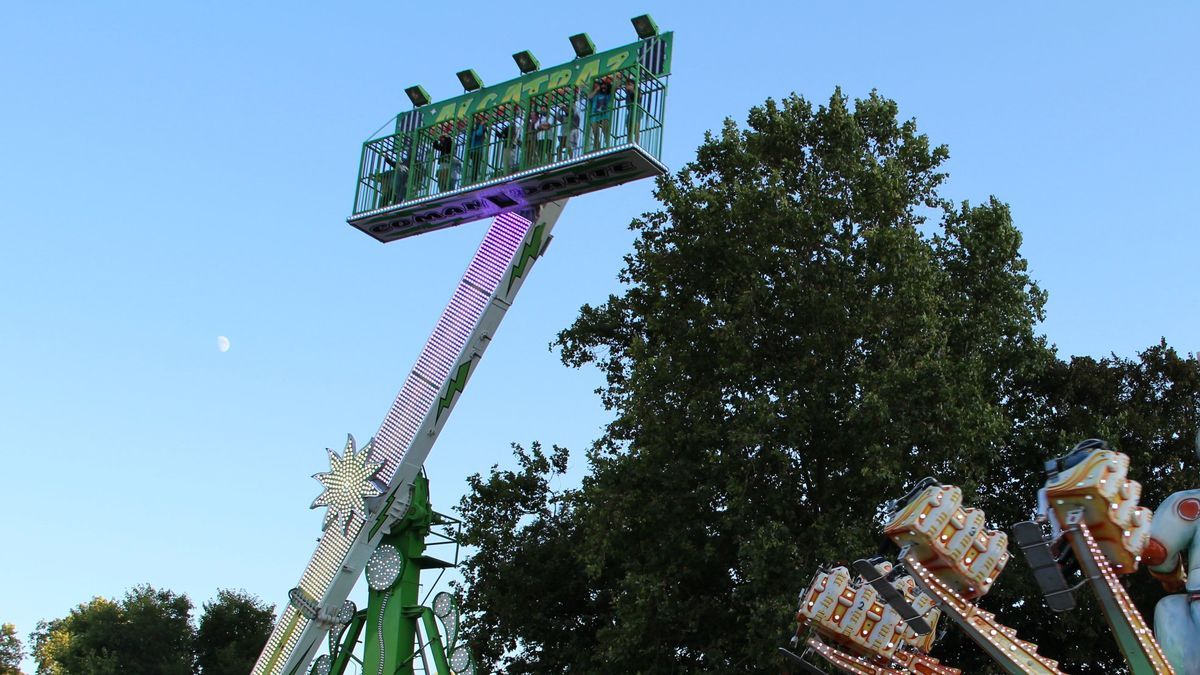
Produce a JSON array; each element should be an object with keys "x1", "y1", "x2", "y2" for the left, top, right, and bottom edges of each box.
[
  {"x1": 547, "y1": 68, "x2": 572, "y2": 89},
  {"x1": 499, "y1": 83, "x2": 523, "y2": 104},
  {"x1": 573, "y1": 60, "x2": 599, "y2": 86},
  {"x1": 522, "y1": 74, "x2": 549, "y2": 97},
  {"x1": 606, "y1": 51, "x2": 630, "y2": 72},
  {"x1": 478, "y1": 93, "x2": 498, "y2": 110}
]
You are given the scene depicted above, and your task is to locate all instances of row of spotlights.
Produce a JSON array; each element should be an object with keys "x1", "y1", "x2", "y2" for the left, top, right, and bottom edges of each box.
[{"x1": 409, "y1": 14, "x2": 659, "y2": 104}]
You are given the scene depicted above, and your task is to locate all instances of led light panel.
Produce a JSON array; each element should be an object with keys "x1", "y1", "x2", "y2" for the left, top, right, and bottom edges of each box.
[
  {"x1": 450, "y1": 645, "x2": 471, "y2": 671},
  {"x1": 366, "y1": 545, "x2": 404, "y2": 591}
]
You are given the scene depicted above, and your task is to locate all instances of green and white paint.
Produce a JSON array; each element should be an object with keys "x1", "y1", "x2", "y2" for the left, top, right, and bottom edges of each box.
[{"x1": 408, "y1": 33, "x2": 672, "y2": 130}]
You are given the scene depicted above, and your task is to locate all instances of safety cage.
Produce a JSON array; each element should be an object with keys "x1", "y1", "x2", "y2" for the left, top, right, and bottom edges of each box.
[{"x1": 349, "y1": 60, "x2": 669, "y2": 242}]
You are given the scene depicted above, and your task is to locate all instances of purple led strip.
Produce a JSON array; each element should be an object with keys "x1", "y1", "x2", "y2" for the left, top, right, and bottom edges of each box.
[
  {"x1": 255, "y1": 209, "x2": 542, "y2": 675},
  {"x1": 371, "y1": 211, "x2": 533, "y2": 484}
]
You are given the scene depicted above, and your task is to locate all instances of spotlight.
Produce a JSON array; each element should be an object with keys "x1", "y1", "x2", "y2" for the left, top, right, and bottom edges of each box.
[
  {"x1": 569, "y1": 33, "x2": 595, "y2": 58},
  {"x1": 456, "y1": 69, "x2": 484, "y2": 92},
  {"x1": 631, "y1": 14, "x2": 659, "y2": 39},
  {"x1": 512, "y1": 50, "x2": 540, "y2": 74},
  {"x1": 405, "y1": 85, "x2": 431, "y2": 107}
]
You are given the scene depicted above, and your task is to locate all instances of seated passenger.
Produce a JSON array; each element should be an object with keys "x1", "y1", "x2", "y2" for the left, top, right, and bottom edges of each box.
[{"x1": 1035, "y1": 439, "x2": 1108, "y2": 575}]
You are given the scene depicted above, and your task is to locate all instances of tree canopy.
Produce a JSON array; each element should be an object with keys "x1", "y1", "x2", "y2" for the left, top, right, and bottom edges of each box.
[
  {"x1": 31, "y1": 587, "x2": 192, "y2": 675},
  {"x1": 29, "y1": 586, "x2": 273, "y2": 675},
  {"x1": 194, "y1": 590, "x2": 275, "y2": 675},
  {"x1": 456, "y1": 90, "x2": 1200, "y2": 673}
]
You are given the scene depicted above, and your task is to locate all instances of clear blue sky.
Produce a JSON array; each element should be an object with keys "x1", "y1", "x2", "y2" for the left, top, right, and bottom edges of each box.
[{"x1": 2, "y1": 2, "x2": 1197, "y2": 670}]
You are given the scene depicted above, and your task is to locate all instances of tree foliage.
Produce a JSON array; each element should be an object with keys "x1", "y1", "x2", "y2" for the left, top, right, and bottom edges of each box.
[
  {"x1": 0, "y1": 623, "x2": 24, "y2": 675},
  {"x1": 453, "y1": 442, "x2": 601, "y2": 672},
  {"x1": 29, "y1": 586, "x2": 275, "y2": 675},
  {"x1": 456, "y1": 90, "x2": 1200, "y2": 673},
  {"x1": 194, "y1": 590, "x2": 275, "y2": 675},
  {"x1": 31, "y1": 588, "x2": 193, "y2": 675}
]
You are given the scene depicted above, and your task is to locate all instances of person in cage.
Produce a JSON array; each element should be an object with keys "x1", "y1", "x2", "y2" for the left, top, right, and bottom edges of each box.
[
  {"x1": 588, "y1": 76, "x2": 613, "y2": 151},
  {"x1": 534, "y1": 104, "x2": 554, "y2": 165},
  {"x1": 502, "y1": 122, "x2": 522, "y2": 174},
  {"x1": 488, "y1": 106, "x2": 510, "y2": 178},
  {"x1": 467, "y1": 116, "x2": 489, "y2": 184},
  {"x1": 556, "y1": 89, "x2": 584, "y2": 161},
  {"x1": 433, "y1": 128, "x2": 459, "y2": 191},
  {"x1": 377, "y1": 146, "x2": 409, "y2": 208}
]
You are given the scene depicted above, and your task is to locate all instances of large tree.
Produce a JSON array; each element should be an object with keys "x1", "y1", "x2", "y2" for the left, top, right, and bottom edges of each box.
[
  {"x1": 194, "y1": 589, "x2": 275, "y2": 675},
  {"x1": 456, "y1": 90, "x2": 1200, "y2": 673}
]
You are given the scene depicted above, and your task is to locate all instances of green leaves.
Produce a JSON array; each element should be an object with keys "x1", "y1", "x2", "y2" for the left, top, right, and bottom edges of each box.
[
  {"x1": 194, "y1": 590, "x2": 275, "y2": 675},
  {"x1": 31, "y1": 589, "x2": 191, "y2": 675},
  {"x1": 0, "y1": 623, "x2": 23, "y2": 675},
  {"x1": 28, "y1": 587, "x2": 274, "y2": 675}
]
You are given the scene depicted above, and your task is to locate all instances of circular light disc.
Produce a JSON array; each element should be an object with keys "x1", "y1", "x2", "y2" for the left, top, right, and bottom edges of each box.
[
  {"x1": 450, "y1": 645, "x2": 471, "y2": 671},
  {"x1": 312, "y1": 655, "x2": 331, "y2": 675},
  {"x1": 366, "y1": 545, "x2": 403, "y2": 590},
  {"x1": 441, "y1": 609, "x2": 458, "y2": 646},
  {"x1": 432, "y1": 591, "x2": 454, "y2": 618},
  {"x1": 335, "y1": 600, "x2": 356, "y2": 625}
]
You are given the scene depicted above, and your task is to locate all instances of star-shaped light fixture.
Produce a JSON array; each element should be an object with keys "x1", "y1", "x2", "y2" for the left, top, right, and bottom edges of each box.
[{"x1": 311, "y1": 435, "x2": 384, "y2": 533}]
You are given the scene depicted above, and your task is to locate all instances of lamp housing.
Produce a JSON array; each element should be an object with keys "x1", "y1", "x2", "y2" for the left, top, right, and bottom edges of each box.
[
  {"x1": 512, "y1": 50, "x2": 540, "y2": 74},
  {"x1": 405, "y1": 85, "x2": 431, "y2": 107},
  {"x1": 569, "y1": 33, "x2": 596, "y2": 58},
  {"x1": 631, "y1": 14, "x2": 659, "y2": 39}
]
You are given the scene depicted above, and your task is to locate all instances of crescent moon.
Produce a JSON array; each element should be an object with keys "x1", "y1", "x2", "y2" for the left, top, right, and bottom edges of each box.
[{"x1": 217, "y1": 336, "x2": 231, "y2": 353}]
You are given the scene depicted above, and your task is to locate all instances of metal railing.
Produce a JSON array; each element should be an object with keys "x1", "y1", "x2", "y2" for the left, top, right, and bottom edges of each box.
[{"x1": 353, "y1": 65, "x2": 667, "y2": 215}]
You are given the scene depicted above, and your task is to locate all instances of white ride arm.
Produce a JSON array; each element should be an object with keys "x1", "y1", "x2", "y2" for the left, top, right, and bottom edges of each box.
[{"x1": 253, "y1": 202, "x2": 568, "y2": 675}]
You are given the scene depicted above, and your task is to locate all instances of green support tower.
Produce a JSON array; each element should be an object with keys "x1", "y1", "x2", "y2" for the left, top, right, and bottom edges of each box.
[{"x1": 315, "y1": 473, "x2": 473, "y2": 675}]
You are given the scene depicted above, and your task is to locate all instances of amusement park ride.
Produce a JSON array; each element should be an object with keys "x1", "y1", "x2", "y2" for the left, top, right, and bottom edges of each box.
[
  {"x1": 783, "y1": 438, "x2": 1200, "y2": 675},
  {"x1": 246, "y1": 13, "x2": 1200, "y2": 675},
  {"x1": 251, "y1": 17, "x2": 673, "y2": 675}
]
